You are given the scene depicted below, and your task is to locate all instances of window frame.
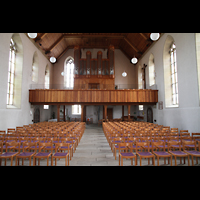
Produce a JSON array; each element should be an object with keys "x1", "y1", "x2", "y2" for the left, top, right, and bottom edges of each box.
[
  {"x1": 72, "y1": 105, "x2": 81, "y2": 115},
  {"x1": 7, "y1": 38, "x2": 16, "y2": 106},
  {"x1": 170, "y1": 43, "x2": 179, "y2": 106},
  {"x1": 64, "y1": 58, "x2": 74, "y2": 89}
]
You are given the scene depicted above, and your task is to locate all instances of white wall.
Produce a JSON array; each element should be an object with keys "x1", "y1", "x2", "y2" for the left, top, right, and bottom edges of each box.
[
  {"x1": 136, "y1": 33, "x2": 200, "y2": 133},
  {"x1": 0, "y1": 33, "x2": 53, "y2": 130}
]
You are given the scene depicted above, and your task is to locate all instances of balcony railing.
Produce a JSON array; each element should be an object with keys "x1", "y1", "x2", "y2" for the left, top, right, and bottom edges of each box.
[
  {"x1": 29, "y1": 88, "x2": 158, "y2": 105},
  {"x1": 30, "y1": 84, "x2": 157, "y2": 90}
]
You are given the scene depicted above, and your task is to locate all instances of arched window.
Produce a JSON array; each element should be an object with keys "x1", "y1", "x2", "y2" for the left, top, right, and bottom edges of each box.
[
  {"x1": 170, "y1": 43, "x2": 178, "y2": 105},
  {"x1": 7, "y1": 33, "x2": 23, "y2": 108},
  {"x1": 32, "y1": 51, "x2": 39, "y2": 83},
  {"x1": 64, "y1": 57, "x2": 74, "y2": 89},
  {"x1": 7, "y1": 38, "x2": 16, "y2": 106},
  {"x1": 163, "y1": 35, "x2": 179, "y2": 107},
  {"x1": 45, "y1": 64, "x2": 50, "y2": 89},
  {"x1": 149, "y1": 54, "x2": 155, "y2": 86},
  {"x1": 138, "y1": 65, "x2": 143, "y2": 89}
]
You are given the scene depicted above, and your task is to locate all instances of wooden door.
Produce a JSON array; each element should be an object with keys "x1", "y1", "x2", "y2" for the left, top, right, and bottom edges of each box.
[
  {"x1": 107, "y1": 108, "x2": 113, "y2": 120},
  {"x1": 147, "y1": 107, "x2": 153, "y2": 123},
  {"x1": 34, "y1": 108, "x2": 40, "y2": 123}
]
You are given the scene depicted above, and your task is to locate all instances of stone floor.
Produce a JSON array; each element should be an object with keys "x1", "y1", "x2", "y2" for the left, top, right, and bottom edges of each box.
[{"x1": 1, "y1": 124, "x2": 200, "y2": 166}]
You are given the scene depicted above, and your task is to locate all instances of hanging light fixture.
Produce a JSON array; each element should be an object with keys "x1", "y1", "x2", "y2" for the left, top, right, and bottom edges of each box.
[
  {"x1": 27, "y1": 33, "x2": 37, "y2": 39},
  {"x1": 131, "y1": 56, "x2": 138, "y2": 64},
  {"x1": 150, "y1": 33, "x2": 160, "y2": 41},
  {"x1": 122, "y1": 71, "x2": 127, "y2": 77},
  {"x1": 50, "y1": 56, "x2": 56, "y2": 63}
]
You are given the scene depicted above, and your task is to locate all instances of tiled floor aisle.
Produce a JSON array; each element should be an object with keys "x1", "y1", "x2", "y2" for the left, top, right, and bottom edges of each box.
[{"x1": 69, "y1": 124, "x2": 118, "y2": 166}]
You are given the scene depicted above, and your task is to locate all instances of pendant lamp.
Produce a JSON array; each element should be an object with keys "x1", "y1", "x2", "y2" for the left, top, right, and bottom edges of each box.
[
  {"x1": 27, "y1": 33, "x2": 37, "y2": 39},
  {"x1": 50, "y1": 57, "x2": 56, "y2": 63},
  {"x1": 131, "y1": 57, "x2": 138, "y2": 64},
  {"x1": 122, "y1": 71, "x2": 127, "y2": 77},
  {"x1": 150, "y1": 33, "x2": 160, "y2": 41}
]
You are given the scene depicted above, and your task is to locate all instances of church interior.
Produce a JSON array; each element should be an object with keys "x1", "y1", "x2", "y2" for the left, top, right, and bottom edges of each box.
[{"x1": 0, "y1": 33, "x2": 200, "y2": 166}]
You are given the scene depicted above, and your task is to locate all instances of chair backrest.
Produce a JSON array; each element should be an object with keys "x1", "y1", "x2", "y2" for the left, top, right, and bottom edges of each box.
[
  {"x1": 117, "y1": 143, "x2": 131, "y2": 152},
  {"x1": 6, "y1": 142, "x2": 20, "y2": 152},
  {"x1": 39, "y1": 142, "x2": 53, "y2": 152},
  {"x1": 192, "y1": 133, "x2": 200, "y2": 139},
  {"x1": 55, "y1": 143, "x2": 70, "y2": 152},
  {"x1": 182, "y1": 140, "x2": 196, "y2": 151},
  {"x1": 180, "y1": 136, "x2": 192, "y2": 143},
  {"x1": 0, "y1": 142, "x2": 3, "y2": 154},
  {"x1": 168, "y1": 141, "x2": 181, "y2": 151},
  {"x1": 136, "y1": 142, "x2": 150, "y2": 152},
  {"x1": 23, "y1": 142, "x2": 37, "y2": 152},
  {"x1": 152, "y1": 141, "x2": 166, "y2": 151}
]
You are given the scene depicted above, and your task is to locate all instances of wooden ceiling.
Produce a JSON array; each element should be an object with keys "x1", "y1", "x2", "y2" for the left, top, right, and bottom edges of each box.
[{"x1": 29, "y1": 33, "x2": 157, "y2": 63}]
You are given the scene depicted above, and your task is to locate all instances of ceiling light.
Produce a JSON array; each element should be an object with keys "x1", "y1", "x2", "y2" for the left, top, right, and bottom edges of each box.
[
  {"x1": 50, "y1": 57, "x2": 56, "y2": 63},
  {"x1": 150, "y1": 33, "x2": 160, "y2": 41},
  {"x1": 27, "y1": 33, "x2": 37, "y2": 39},
  {"x1": 131, "y1": 57, "x2": 138, "y2": 64},
  {"x1": 122, "y1": 71, "x2": 127, "y2": 77}
]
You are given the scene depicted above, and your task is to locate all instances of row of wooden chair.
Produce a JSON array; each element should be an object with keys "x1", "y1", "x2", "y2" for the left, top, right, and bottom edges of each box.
[
  {"x1": 0, "y1": 122, "x2": 85, "y2": 166},
  {"x1": 103, "y1": 122, "x2": 200, "y2": 166},
  {"x1": 118, "y1": 140, "x2": 200, "y2": 166}
]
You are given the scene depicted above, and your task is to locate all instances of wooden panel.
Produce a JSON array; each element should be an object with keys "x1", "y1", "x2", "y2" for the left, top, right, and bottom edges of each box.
[{"x1": 29, "y1": 89, "x2": 158, "y2": 104}]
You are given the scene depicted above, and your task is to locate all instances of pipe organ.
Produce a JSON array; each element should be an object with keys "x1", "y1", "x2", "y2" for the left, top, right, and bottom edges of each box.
[{"x1": 74, "y1": 45, "x2": 115, "y2": 89}]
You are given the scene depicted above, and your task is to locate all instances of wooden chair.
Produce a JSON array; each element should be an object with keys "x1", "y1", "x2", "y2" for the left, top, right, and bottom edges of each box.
[
  {"x1": 0, "y1": 142, "x2": 19, "y2": 166},
  {"x1": 33, "y1": 142, "x2": 53, "y2": 166},
  {"x1": 152, "y1": 141, "x2": 172, "y2": 166},
  {"x1": 168, "y1": 141, "x2": 190, "y2": 166},
  {"x1": 136, "y1": 142, "x2": 155, "y2": 166},
  {"x1": 118, "y1": 143, "x2": 137, "y2": 166},
  {"x1": 61, "y1": 138, "x2": 74, "y2": 160},
  {"x1": 113, "y1": 138, "x2": 124, "y2": 160},
  {"x1": 51, "y1": 143, "x2": 70, "y2": 166},
  {"x1": 183, "y1": 141, "x2": 200, "y2": 166},
  {"x1": 15, "y1": 142, "x2": 36, "y2": 166}
]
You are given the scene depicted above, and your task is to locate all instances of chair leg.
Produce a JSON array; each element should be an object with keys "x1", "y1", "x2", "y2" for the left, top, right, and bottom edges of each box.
[
  {"x1": 153, "y1": 156, "x2": 155, "y2": 166},
  {"x1": 11, "y1": 157, "x2": 13, "y2": 166},
  {"x1": 119, "y1": 154, "x2": 120, "y2": 166},
  {"x1": 135, "y1": 156, "x2": 137, "y2": 166},
  {"x1": 170, "y1": 156, "x2": 172, "y2": 166},
  {"x1": 68, "y1": 154, "x2": 69, "y2": 166},
  {"x1": 157, "y1": 156, "x2": 159, "y2": 166},
  {"x1": 188, "y1": 155, "x2": 190, "y2": 166},
  {"x1": 15, "y1": 157, "x2": 18, "y2": 166},
  {"x1": 174, "y1": 156, "x2": 177, "y2": 166}
]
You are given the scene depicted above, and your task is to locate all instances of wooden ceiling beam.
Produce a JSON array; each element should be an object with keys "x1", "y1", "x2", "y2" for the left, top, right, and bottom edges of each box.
[
  {"x1": 124, "y1": 37, "x2": 139, "y2": 53},
  {"x1": 64, "y1": 34, "x2": 125, "y2": 39},
  {"x1": 45, "y1": 35, "x2": 64, "y2": 54},
  {"x1": 139, "y1": 33, "x2": 148, "y2": 40},
  {"x1": 35, "y1": 33, "x2": 48, "y2": 42}
]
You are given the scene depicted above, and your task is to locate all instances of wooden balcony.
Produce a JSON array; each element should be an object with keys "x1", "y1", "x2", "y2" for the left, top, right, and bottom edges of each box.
[{"x1": 29, "y1": 89, "x2": 158, "y2": 105}]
